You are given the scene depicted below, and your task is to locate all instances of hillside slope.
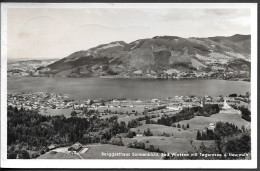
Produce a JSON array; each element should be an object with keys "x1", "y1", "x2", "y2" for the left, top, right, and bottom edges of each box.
[{"x1": 41, "y1": 34, "x2": 251, "y2": 78}]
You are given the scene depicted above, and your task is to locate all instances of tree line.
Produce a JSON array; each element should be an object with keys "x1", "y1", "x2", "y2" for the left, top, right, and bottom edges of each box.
[
  {"x1": 196, "y1": 122, "x2": 241, "y2": 140},
  {"x1": 231, "y1": 105, "x2": 251, "y2": 122},
  {"x1": 7, "y1": 106, "x2": 136, "y2": 159},
  {"x1": 156, "y1": 104, "x2": 220, "y2": 126},
  {"x1": 164, "y1": 121, "x2": 250, "y2": 160}
]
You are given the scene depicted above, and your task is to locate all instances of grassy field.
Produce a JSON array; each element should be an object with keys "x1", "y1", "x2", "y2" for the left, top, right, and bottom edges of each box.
[
  {"x1": 131, "y1": 112, "x2": 249, "y2": 139},
  {"x1": 131, "y1": 124, "x2": 195, "y2": 139},
  {"x1": 191, "y1": 58, "x2": 207, "y2": 68},
  {"x1": 39, "y1": 109, "x2": 82, "y2": 118},
  {"x1": 118, "y1": 110, "x2": 178, "y2": 124},
  {"x1": 123, "y1": 112, "x2": 248, "y2": 154},
  {"x1": 100, "y1": 113, "x2": 128, "y2": 120},
  {"x1": 37, "y1": 112, "x2": 248, "y2": 159},
  {"x1": 80, "y1": 144, "x2": 161, "y2": 159},
  {"x1": 177, "y1": 112, "x2": 250, "y2": 130},
  {"x1": 37, "y1": 144, "x2": 161, "y2": 159},
  {"x1": 118, "y1": 114, "x2": 142, "y2": 123},
  {"x1": 37, "y1": 151, "x2": 82, "y2": 159},
  {"x1": 123, "y1": 136, "x2": 215, "y2": 153},
  {"x1": 97, "y1": 105, "x2": 149, "y2": 114}
]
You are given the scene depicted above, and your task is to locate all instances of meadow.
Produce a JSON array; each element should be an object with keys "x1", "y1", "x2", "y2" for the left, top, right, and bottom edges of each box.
[
  {"x1": 123, "y1": 136, "x2": 215, "y2": 153},
  {"x1": 132, "y1": 112, "x2": 249, "y2": 138},
  {"x1": 127, "y1": 112, "x2": 249, "y2": 153},
  {"x1": 38, "y1": 144, "x2": 161, "y2": 159},
  {"x1": 37, "y1": 151, "x2": 82, "y2": 159},
  {"x1": 39, "y1": 109, "x2": 82, "y2": 118}
]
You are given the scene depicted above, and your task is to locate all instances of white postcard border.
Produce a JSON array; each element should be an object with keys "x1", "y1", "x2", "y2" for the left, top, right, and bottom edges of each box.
[{"x1": 1, "y1": 2, "x2": 257, "y2": 169}]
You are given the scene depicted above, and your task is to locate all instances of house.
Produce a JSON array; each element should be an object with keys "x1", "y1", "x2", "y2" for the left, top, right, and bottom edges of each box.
[
  {"x1": 136, "y1": 130, "x2": 143, "y2": 137},
  {"x1": 68, "y1": 142, "x2": 83, "y2": 152},
  {"x1": 208, "y1": 123, "x2": 215, "y2": 130},
  {"x1": 136, "y1": 133, "x2": 143, "y2": 137},
  {"x1": 47, "y1": 144, "x2": 56, "y2": 151},
  {"x1": 166, "y1": 105, "x2": 182, "y2": 111}
]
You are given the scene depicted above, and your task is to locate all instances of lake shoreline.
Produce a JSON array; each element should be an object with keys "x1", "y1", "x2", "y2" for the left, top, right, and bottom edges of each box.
[
  {"x1": 8, "y1": 77, "x2": 250, "y2": 100},
  {"x1": 8, "y1": 75, "x2": 251, "y2": 82}
]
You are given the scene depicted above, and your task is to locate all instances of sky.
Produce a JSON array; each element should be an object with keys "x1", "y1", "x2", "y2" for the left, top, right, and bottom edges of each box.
[{"x1": 7, "y1": 7, "x2": 251, "y2": 59}]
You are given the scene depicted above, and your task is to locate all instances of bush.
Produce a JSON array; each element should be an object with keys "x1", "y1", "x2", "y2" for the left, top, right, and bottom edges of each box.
[
  {"x1": 229, "y1": 93, "x2": 238, "y2": 97},
  {"x1": 126, "y1": 131, "x2": 136, "y2": 138},
  {"x1": 110, "y1": 137, "x2": 124, "y2": 146},
  {"x1": 100, "y1": 139, "x2": 108, "y2": 144},
  {"x1": 40, "y1": 150, "x2": 45, "y2": 155},
  {"x1": 18, "y1": 150, "x2": 30, "y2": 159},
  {"x1": 143, "y1": 128, "x2": 153, "y2": 136},
  {"x1": 31, "y1": 153, "x2": 40, "y2": 159},
  {"x1": 128, "y1": 141, "x2": 145, "y2": 149},
  {"x1": 50, "y1": 151, "x2": 57, "y2": 154},
  {"x1": 182, "y1": 124, "x2": 186, "y2": 130}
]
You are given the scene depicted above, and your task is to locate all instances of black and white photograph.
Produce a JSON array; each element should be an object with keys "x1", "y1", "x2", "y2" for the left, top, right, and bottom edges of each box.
[{"x1": 0, "y1": 2, "x2": 258, "y2": 169}]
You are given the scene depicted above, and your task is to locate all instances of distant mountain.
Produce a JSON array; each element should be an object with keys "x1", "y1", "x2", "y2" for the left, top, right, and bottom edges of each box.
[
  {"x1": 8, "y1": 58, "x2": 60, "y2": 65},
  {"x1": 7, "y1": 59, "x2": 59, "y2": 77},
  {"x1": 41, "y1": 34, "x2": 251, "y2": 78}
]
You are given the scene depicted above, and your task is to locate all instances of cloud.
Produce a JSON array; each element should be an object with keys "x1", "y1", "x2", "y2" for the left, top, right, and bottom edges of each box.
[
  {"x1": 7, "y1": 8, "x2": 251, "y2": 59},
  {"x1": 228, "y1": 16, "x2": 251, "y2": 27}
]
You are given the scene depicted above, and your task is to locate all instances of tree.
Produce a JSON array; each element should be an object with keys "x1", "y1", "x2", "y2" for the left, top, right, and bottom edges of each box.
[
  {"x1": 14, "y1": 107, "x2": 18, "y2": 113},
  {"x1": 229, "y1": 93, "x2": 237, "y2": 97},
  {"x1": 241, "y1": 125, "x2": 245, "y2": 132},
  {"x1": 225, "y1": 133, "x2": 251, "y2": 153},
  {"x1": 196, "y1": 130, "x2": 202, "y2": 140},
  {"x1": 18, "y1": 150, "x2": 30, "y2": 159},
  {"x1": 71, "y1": 111, "x2": 77, "y2": 117},
  {"x1": 149, "y1": 145, "x2": 155, "y2": 152},
  {"x1": 127, "y1": 143, "x2": 133, "y2": 148},
  {"x1": 31, "y1": 152, "x2": 40, "y2": 159},
  {"x1": 127, "y1": 131, "x2": 136, "y2": 138},
  {"x1": 177, "y1": 123, "x2": 181, "y2": 128},
  {"x1": 110, "y1": 137, "x2": 124, "y2": 146},
  {"x1": 201, "y1": 131, "x2": 207, "y2": 140},
  {"x1": 144, "y1": 128, "x2": 153, "y2": 136},
  {"x1": 182, "y1": 124, "x2": 185, "y2": 130},
  {"x1": 206, "y1": 129, "x2": 215, "y2": 140},
  {"x1": 186, "y1": 123, "x2": 190, "y2": 128},
  {"x1": 7, "y1": 151, "x2": 17, "y2": 159},
  {"x1": 89, "y1": 100, "x2": 94, "y2": 105},
  {"x1": 239, "y1": 106, "x2": 251, "y2": 122},
  {"x1": 145, "y1": 119, "x2": 151, "y2": 124}
]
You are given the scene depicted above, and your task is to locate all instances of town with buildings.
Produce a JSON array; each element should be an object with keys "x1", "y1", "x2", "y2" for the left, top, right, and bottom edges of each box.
[{"x1": 7, "y1": 92, "x2": 250, "y2": 119}]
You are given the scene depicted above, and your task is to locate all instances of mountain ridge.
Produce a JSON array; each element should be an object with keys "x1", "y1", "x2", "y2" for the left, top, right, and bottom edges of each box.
[{"x1": 41, "y1": 34, "x2": 251, "y2": 78}]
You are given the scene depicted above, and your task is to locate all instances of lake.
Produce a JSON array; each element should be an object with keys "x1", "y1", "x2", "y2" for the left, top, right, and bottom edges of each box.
[{"x1": 7, "y1": 77, "x2": 250, "y2": 100}]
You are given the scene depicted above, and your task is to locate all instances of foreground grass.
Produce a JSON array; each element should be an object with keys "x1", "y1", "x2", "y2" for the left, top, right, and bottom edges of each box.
[
  {"x1": 37, "y1": 144, "x2": 162, "y2": 159},
  {"x1": 123, "y1": 136, "x2": 215, "y2": 153}
]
